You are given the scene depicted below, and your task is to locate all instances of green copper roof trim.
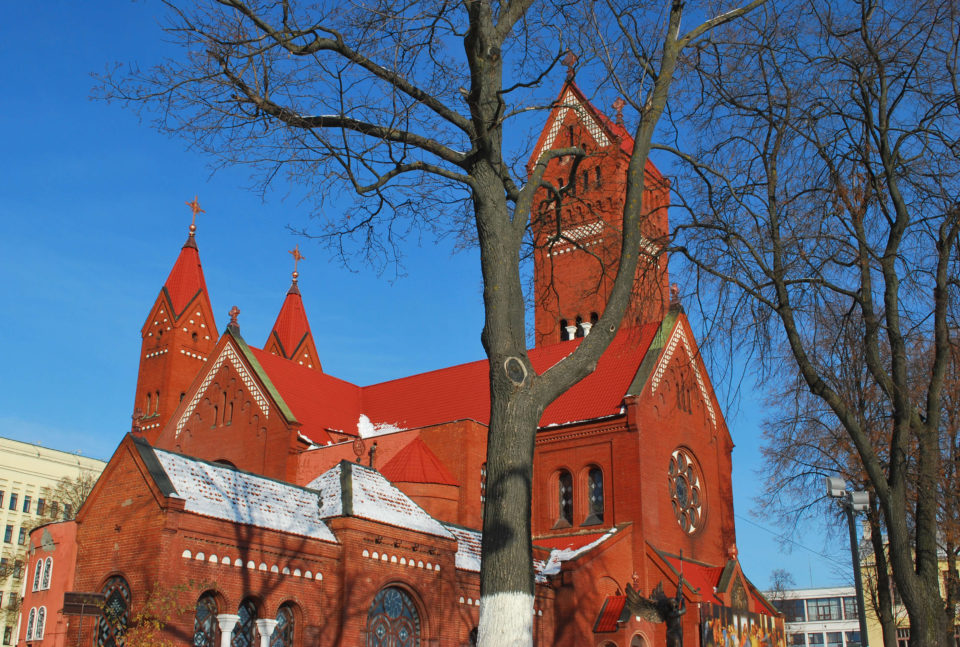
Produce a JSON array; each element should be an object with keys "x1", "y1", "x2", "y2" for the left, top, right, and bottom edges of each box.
[
  {"x1": 626, "y1": 310, "x2": 679, "y2": 396},
  {"x1": 225, "y1": 326, "x2": 299, "y2": 425},
  {"x1": 339, "y1": 460, "x2": 354, "y2": 517},
  {"x1": 130, "y1": 434, "x2": 178, "y2": 497}
]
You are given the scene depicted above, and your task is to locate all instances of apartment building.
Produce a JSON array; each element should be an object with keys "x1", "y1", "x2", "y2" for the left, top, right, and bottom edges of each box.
[
  {"x1": 769, "y1": 586, "x2": 862, "y2": 647},
  {"x1": 0, "y1": 438, "x2": 105, "y2": 646}
]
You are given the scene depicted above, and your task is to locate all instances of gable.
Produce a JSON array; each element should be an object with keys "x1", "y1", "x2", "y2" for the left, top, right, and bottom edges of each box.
[
  {"x1": 532, "y1": 88, "x2": 612, "y2": 164},
  {"x1": 648, "y1": 319, "x2": 718, "y2": 428},
  {"x1": 175, "y1": 342, "x2": 274, "y2": 438}
]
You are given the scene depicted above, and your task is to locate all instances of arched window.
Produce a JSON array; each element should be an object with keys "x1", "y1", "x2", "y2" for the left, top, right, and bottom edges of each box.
[
  {"x1": 193, "y1": 593, "x2": 218, "y2": 647},
  {"x1": 35, "y1": 607, "x2": 46, "y2": 639},
  {"x1": 366, "y1": 587, "x2": 420, "y2": 647},
  {"x1": 41, "y1": 557, "x2": 52, "y2": 589},
  {"x1": 231, "y1": 599, "x2": 258, "y2": 647},
  {"x1": 32, "y1": 559, "x2": 42, "y2": 591},
  {"x1": 585, "y1": 466, "x2": 604, "y2": 525},
  {"x1": 97, "y1": 576, "x2": 130, "y2": 647},
  {"x1": 26, "y1": 608, "x2": 35, "y2": 641},
  {"x1": 270, "y1": 605, "x2": 295, "y2": 647},
  {"x1": 560, "y1": 319, "x2": 569, "y2": 342},
  {"x1": 574, "y1": 315, "x2": 584, "y2": 338},
  {"x1": 154, "y1": 390, "x2": 160, "y2": 414},
  {"x1": 557, "y1": 470, "x2": 573, "y2": 526}
]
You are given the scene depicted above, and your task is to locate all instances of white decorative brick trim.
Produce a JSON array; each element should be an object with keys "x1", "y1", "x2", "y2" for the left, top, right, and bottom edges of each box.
[
  {"x1": 176, "y1": 344, "x2": 270, "y2": 437},
  {"x1": 651, "y1": 326, "x2": 717, "y2": 427},
  {"x1": 535, "y1": 91, "x2": 611, "y2": 161}
]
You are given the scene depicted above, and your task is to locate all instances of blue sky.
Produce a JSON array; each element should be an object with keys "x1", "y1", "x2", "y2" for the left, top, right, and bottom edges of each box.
[{"x1": 0, "y1": 2, "x2": 856, "y2": 590}]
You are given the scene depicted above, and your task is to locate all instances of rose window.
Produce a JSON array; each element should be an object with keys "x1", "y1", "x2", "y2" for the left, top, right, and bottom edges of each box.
[{"x1": 668, "y1": 448, "x2": 704, "y2": 533}]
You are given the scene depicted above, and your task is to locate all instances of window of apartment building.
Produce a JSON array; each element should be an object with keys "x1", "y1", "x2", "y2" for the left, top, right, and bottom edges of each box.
[
  {"x1": 49, "y1": 501, "x2": 58, "y2": 518},
  {"x1": 17, "y1": 528, "x2": 26, "y2": 545},
  {"x1": 808, "y1": 633, "x2": 825, "y2": 647},
  {"x1": 3, "y1": 526, "x2": 11, "y2": 544},
  {"x1": 8, "y1": 494, "x2": 17, "y2": 512},
  {"x1": 789, "y1": 633, "x2": 806, "y2": 647},
  {"x1": 845, "y1": 631, "x2": 861, "y2": 647},
  {"x1": 13, "y1": 561, "x2": 22, "y2": 579},
  {"x1": 842, "y1": 597, "x2": 857, "y2": 620},
  {"x1": 22, "y1": 496, "x2": 31, "y2": 514},
  {"x1": 826, "y1": 632, "x2": 843, "y2": 647},
  {"x1": 8, "y1": 593, "x2": 17, "y2": 609},
  {"x1": 36, "y1": 499, "x2": 44, "y2": 516},
  {"x1": 808, "y1": 597, "x2": 842, "y2": 621},
  {"x1": 64, "y1": 504, "x2": 72, "y2": 520},
  {"x1": 776, "y1": 599, "x2": 807, "y2": 622},
  {"x1": 2, "y1": 624, "x2": 9, "y2": 645}
]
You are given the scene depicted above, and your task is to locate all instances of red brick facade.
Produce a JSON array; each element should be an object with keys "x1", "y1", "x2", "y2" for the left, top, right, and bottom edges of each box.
[{"x1": 18, "y1": 81, "x2": 782, "y2": 647}]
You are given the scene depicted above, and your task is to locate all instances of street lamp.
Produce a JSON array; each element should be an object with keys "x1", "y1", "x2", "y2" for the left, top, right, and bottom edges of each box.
[{"x1": 825, "y1": 476, "x2": 871, "y2": 647}]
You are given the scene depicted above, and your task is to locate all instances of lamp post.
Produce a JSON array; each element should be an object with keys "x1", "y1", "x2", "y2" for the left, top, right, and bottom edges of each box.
[{"x1": 825, "y1": 476, "x2": 870, "y2": 647}]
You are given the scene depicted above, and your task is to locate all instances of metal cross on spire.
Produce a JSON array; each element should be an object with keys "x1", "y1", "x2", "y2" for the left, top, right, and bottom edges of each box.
[
  {"x1": 563, "y1": 50, "x2": 578, "y2": 79},
  {"x1": 185, "y1": 196, "x2": 205, "y2": 235},
  {"x1": 613, "y1": 98, "x2": 626, "y2": 126},
  {"x1": 289, "y1": 244, "x2": 305, "y2": 282}
]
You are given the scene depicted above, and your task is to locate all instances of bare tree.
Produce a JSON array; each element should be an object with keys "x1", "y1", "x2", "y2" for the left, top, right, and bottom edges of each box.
[
  {"x1": 98, "y1": 0, "x2": 763, "y2": 643},
  {"x1": 668, "y1": 0, "x2": 960, "y2": 644}
]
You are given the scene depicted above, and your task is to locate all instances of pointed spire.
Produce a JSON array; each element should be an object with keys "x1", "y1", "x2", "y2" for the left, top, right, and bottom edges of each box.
[
  {"x1": 265, "y1": 247, "x2": 322, "y2": 371},
  {"x1": 162, "y1": 197, "x2": 212, "y2": 318}
]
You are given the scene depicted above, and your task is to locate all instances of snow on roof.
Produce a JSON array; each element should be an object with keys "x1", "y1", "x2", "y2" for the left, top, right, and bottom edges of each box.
[
  {"x1": 308, "y1": 461, "x2": 454, "y2": 540},
  {"x1": 444, "y1": 524, "x2": 482, "y2": 572},
  {"x1": 540, "y1": 526, "x2": 619, "y2": 575},
  {"x1": 153, "y1": 448, "x2": 336, "y2": 543},
  {"x1": 357, "y1": 414, "x2": 405, "y2": 438}
]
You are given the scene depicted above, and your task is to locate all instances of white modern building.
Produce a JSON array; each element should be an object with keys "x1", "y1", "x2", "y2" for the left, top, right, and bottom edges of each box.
[
  {"x1": 0, "y1": 438, "x2": 105, "y2": 646},
  {"x1": 768, "y1": 586, "x2": 862, "y2": 647}
]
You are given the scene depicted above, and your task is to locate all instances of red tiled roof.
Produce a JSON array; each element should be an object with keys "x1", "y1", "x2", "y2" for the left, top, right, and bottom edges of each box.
[
  {"x1": 249, "y1": 348, "x2": 358, "y2": 444},
  {"x1": 364, "y1": 322, "x2": 658, "y2": 429},
  {"x1": 248, "y1": 322, "x2": 659, "y2": 450},
  {"x1": 594, "y1": 595, "x2": 626, "y2": 633},
  {"x1": 534, "y1": 531, "x2": 607, "y2": 551},
  {"x1": 163, "y1": 238, "x2": 210, "y2": 319},
  {"x1": 663, "y1": 555, "x2": 724, "y2": 604},
  {"x1": 268, "y1": 285, "x2": 317, "y2": 364},
  {"x1": 380, "y1": 437, "x2": 457, "y2": 486}
]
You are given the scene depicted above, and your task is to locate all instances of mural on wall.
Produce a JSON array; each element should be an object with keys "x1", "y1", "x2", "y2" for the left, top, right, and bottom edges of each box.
[{"x1": 700, "y1": 602, "x2": 785, "y2": 647}]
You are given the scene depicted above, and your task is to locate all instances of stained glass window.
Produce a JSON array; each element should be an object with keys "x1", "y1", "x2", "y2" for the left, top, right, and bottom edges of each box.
[
  {"x1": 668, "y1": 448, "x2": 704, "y2": 533},
  {"x1": 366, "y1": 587, "x2": 420, "y2": 647},
  {"x1": 193, "y1": 594, "x2": 218, "y2": 647},
  {"x1": 26, "y1": 608, "x2": 35, "y2": 641},
  {"x1": 585, "y1": 467, "x2": 604, "y2": 524},
  {"x1": 41, "y1": 558, "x2": 51, "y2": 590},
  {"x1": 270, "y1": 605, "x2": 294, "y2": 647},
  {"x1": 32, "y1": 561, "x2": 42, "y2": 591},
  {"x1": 558, "y1": 470, "x2": 573, "y2": 525},
  {"x1": 35, "y1": 608, "x2": 45, "y2": 639},
  {"x1": 231, "y1": 600, "x2": 257, "y2": 647},
  {"x1": 96, "y1": 576, "x2": 130, "y2": 647}
]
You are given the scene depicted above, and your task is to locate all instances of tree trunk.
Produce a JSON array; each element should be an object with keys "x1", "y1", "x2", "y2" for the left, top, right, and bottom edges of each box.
[{"x1": 868, "y1": 504, "x2": 897, "y2": 647}]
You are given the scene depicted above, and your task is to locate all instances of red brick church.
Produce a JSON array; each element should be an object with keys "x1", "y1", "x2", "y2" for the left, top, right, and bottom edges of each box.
[{"x1": 18, "y1": 81, "x2": 781, "y2": 647}]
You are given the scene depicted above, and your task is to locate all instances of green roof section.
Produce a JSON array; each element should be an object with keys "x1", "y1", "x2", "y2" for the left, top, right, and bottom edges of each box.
[{"x1": 626, "y1": 308, "x2": 680, "y2": 396}]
